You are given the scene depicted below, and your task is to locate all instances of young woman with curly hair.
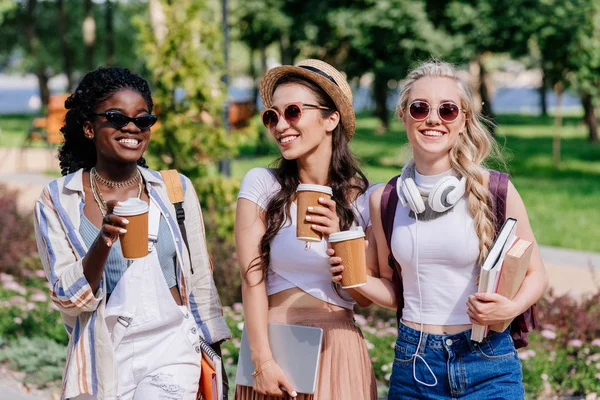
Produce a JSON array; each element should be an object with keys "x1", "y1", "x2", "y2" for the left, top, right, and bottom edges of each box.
[
  {"x1": 329, "y1": 61, "x2": 548, "y2": 399},
  {"x1": 33, "y1": 67, "x2": 230, "y2": 400}
]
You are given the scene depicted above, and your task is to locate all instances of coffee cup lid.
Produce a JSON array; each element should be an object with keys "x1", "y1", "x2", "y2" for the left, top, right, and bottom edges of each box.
[
  {"x1": 296, "y1": 184, "x2": 333, "y2": 195},
  {"x1": 328, "y1": 226, "x2": 365, "y2": 243},
  {"x1": 113, "y1": 198, "x2": 149, "y2": 216}
]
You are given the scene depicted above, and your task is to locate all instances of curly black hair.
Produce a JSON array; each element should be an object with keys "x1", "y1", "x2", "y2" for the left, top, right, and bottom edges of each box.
[{"x1": 58, "y1": 67, "x2": 153, "y2": 176}]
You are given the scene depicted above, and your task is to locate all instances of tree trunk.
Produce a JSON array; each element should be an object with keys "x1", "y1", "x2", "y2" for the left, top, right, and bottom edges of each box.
[
  {"x1": 539, "y1": 68, "x2": 547, "y2": 117},
  {"x1": 24, "y1": 0, "x2": 50, "y2": 109},
  {"x1": 477, "y1": 53, "x2": 495, "y2": 134},
  {"x1": 57, "y1": 0, "x2": 73, "y2": 90},
  {"x1": 553, "y1": 82, "x2": 563, "y2": 168},
  {"x1": 149, "y1": 0, "x2": 167, "y2": 45},
  {"x1": 279, "y1": 34, "x2": 295, "y2": 65},
  {"x1": 36, "y1": 71, "x2": 51, "y2": 110},
  {"x1": 373, "y1": 74, "x2": 389, "y2": 132},
  {"x1": 105, "y1": 0, "x2": 115, "y2": 66},
  {"x1": 581, "y1": 92, "x2": 599, "y2": 143},
  {"x1": 83, "y1": 0, "x2": 95, "y2": 71}
]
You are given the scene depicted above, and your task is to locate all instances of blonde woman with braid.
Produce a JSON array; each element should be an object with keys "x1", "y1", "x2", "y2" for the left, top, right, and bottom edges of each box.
[{"x1": 328, "y1": 60, "x2": 548, "y2": 399}]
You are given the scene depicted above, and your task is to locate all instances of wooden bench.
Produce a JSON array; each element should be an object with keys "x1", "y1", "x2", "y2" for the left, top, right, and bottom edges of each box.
[{"x1": 25, "y1": 93, "x2": 70, "y2": 147}]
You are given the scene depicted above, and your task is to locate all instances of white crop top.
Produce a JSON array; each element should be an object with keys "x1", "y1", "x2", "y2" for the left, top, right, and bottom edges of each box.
[
  {"x1": 238, "y1": 167, "x2": 382, "y2": 309},
  {"x1": 391, "y1": 169, "x2": 480, "y2": 325}
]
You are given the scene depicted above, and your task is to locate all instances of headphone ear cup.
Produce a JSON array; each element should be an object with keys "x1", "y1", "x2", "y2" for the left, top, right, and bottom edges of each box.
[
  {"x1": 402, "y1": 178, "x2": 426, "y2": 214},
  {"x1": 428, "y1": 176, "x2": 461, "y2": 212}
]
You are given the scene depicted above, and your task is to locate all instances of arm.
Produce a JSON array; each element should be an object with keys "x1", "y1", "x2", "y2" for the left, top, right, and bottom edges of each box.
[
  {"x1": 181, "y1": 175, "x2": 231, "y2": 344},
  {"x1": 328, "y1": 186, "x2": 397, "y2": 309},
  {"x1": 467, "y1": 181, "x2": 549, "y2": 325},
  {"x1": 236, "y1": 198, "x2": 296, "y2": 397},
  {"x1": 33, "y1": 189, "x2": 114, "y2": 317}
]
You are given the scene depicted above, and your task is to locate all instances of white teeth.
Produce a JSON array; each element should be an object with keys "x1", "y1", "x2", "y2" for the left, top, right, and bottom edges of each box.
[
  {"x1": 280, "y1": 136, "x2": 298, "y2": 143},
  {"x1": 422, "y1": 130, "x2": 443, "y2": 137},
  {"x1": 119, "y1": 139, "x2": 139, "y2": 145}
]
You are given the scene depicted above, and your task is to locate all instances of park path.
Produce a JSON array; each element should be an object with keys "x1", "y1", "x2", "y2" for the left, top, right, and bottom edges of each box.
[{"x1": 0, "y1": 148, "x2": 599, "y2": 399}]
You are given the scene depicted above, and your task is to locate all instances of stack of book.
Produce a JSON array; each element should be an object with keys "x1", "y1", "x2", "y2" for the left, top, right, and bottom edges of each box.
[{"x1": 471, "y1": 218, "x2": 534, "y2": 342}]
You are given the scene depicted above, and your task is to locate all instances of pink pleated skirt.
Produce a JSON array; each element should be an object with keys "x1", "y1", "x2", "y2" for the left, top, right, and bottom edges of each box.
[{"x1": 234, "y1": 305, "x2": 378, "y2": 400}]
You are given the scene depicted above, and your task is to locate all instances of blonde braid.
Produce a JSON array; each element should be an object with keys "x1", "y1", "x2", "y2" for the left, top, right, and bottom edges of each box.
[{"x1": 398, "y1": 60, "x2": 505, "y2": 264}]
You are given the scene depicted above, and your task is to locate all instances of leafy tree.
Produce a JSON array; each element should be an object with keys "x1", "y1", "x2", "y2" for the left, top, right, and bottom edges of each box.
[
  {"x1": 427, "y1": 0, "x2": 539, "y2": 129},
  {"x1": 325, "y1": 0, "x2": 450, "y2": 129},
  {"x1": 0, "y1": 0, "x2": 15, "y2": 26},
  {"x1": 0, "y1": 0, "x2": 144, "y2": 105},
  {"x1": 135, "y1": 0, "x2": 242, "y2": 300},
  {"x1": 135, "y1": 0, "x2": 231, "y2": 178},
  {"x1": 533, "y1": 0, "x2": 599, "y2": 159}
]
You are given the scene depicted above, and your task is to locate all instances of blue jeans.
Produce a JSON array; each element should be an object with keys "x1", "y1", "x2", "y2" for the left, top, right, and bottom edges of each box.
[{"x1": 388, "y1": 323, "x2": 524, "y2": 399}]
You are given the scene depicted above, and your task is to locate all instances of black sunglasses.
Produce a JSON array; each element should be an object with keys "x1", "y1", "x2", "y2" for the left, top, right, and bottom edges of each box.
[{"x1": 94, "y1": 111, "x2": 158, "y2": 130}]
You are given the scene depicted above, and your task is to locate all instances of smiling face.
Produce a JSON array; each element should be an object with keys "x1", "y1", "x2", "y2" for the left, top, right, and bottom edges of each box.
[
  {"x1": 400, "y1": 76, "x2": 466, "y2": 169},
  {"x1": 83, "y1": 89, "x2": 151, "y2": 165},
  {"x1": 268, "y1": 82, "x2": 339, "y2": 161}
]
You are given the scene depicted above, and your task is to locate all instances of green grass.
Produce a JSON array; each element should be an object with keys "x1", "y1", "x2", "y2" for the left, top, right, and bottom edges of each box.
[
  {"x1": 0, "y1": 113, "x2": 47, "y2": 147},
  {"x1": 2, "y1": 112, "x2": 599, "y2": 252},
  {"x1": 233, "y1": 113, "x2": 600, "y2": 253}
]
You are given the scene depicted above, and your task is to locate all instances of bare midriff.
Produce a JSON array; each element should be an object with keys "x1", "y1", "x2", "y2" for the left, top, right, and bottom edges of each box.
[
  {"x1": 268, "y1": 287, "x2": 344, "y2": 310},
  {"x1": 402, "y1": 320, "x2": 472, "y2": 335}
]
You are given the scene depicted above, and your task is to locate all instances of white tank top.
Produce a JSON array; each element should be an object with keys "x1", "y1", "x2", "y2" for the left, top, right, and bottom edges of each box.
[
  {"x1": 238, "y1": 167, "x2": 382, "y2": 309},
  {"x1": 390, "y1": 169, "x2": 480, "y2": 325}
]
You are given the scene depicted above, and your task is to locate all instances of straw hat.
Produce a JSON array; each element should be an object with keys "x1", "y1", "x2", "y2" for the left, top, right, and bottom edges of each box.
[{"x1": 259, "y1": 59, "x2": 356, "y2": 139}]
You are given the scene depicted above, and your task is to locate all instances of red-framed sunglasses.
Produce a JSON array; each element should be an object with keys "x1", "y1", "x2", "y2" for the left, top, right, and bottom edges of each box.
[
  {"x1": 408, "y1": 100, "x2": 464, "y2": 123},
  {"x1": 260, "y1": 102, "x2": 331, "y2": 129}
]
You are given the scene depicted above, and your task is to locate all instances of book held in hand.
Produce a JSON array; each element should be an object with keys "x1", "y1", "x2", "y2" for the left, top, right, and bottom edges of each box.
[
  {"x1": 470, "y1": 217, "x2": 517, "y2": 342},
  {"x1": 489, "y1": 237, "x2": 533, "y2": 332}
]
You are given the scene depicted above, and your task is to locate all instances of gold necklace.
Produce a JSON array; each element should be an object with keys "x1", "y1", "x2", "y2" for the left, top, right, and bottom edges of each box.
[
  {"x1": 91, "y1": 167, "x2": 141, "y2": 189},
  {"x1": 90, "y1": 170, "x2": 144, "y2": 217}
]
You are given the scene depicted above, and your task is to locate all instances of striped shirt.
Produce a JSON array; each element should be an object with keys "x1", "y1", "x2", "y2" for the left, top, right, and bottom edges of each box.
[{"x1": 33, "y1": 167, "x2": 231, "y2": 400}]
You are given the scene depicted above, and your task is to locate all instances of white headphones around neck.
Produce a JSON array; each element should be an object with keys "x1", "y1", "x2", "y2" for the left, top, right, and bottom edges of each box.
[{"x1": 396, "y1": 161, "x2": 466, "y2": 214}]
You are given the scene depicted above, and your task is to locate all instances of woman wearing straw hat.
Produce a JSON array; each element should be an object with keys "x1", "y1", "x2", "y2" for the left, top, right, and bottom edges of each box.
[{"x1": 234, "y1": 60, "x2": 379, "y2": 399}]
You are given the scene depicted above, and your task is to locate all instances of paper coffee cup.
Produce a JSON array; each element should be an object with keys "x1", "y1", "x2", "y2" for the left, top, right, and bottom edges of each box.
[
  {"x1": 329, "y1": 228, "x2": 367, "y2": 289},
  {"x1": 113, "y1": 198, "x2": 149, "y2": 259},
  {"x1": 296, "y1": 184, "x2": 333, "y2": 242}
]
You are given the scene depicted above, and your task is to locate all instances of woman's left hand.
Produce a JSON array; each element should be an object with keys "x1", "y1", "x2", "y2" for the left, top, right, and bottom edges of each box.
[
  {"x1": 305, "y1": 197, "x2": 340, "y2": 237},
  {"x1": 466, "y1": 293, "x2": 519, "y2": 326}
]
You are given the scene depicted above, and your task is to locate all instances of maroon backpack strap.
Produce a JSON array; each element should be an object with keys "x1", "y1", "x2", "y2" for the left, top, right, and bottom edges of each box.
[
  {"x1": 488, "y1": 170, "x2": 538, "y2": 348},
  {"x1": 380, "y1": 175, "x2": 404, "y2": 324},
  {"x1": 381, "y1": 175, "x2": 400, "y2": 250}
]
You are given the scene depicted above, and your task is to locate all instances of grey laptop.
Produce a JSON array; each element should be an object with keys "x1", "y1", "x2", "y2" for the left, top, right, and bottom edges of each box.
[{"x1": 235, "y1": 323, "x2": 324, "y2": 394}]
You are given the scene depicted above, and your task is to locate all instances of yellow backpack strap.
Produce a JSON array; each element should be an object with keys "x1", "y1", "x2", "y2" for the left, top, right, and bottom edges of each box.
[
  {"x1": 160, "y1": 169, "x2": 194, "y2": 274},
  {"x1": 160, "y1": 169, "x2": 185, "y2": 204}
]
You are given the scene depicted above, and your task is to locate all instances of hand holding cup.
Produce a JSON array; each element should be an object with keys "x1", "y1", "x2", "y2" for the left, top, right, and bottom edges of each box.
[
  {"x1": 296, "y1": 184, "x2": 335, "y2": 242},
  {"x1": 327, "y1": 228, "x2": 368, "y2": 289},
  {"x1": 112, "y1": 198, "x2": 150, "y2": 259},
  {"x1": 101, "y1": 199, "x2": 129, "y2": 248}
]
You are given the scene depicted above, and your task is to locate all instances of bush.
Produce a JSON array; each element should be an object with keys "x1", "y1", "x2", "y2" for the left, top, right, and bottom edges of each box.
[
  {"x1": 0, "y1": 271, "x2": 68, "y2": 345},
  {"x1": 194, "y1": 176, "x2": 242, "y2": 305},
  {"x1": 0, "y1": 185, "x2": 39, "y2": 280},
  {"x1": 520, "y1": 290, "x2": 600, "y2": 398},
  {"x1": 0, "y1": 337, "x2": 65, "y2": 386}
]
